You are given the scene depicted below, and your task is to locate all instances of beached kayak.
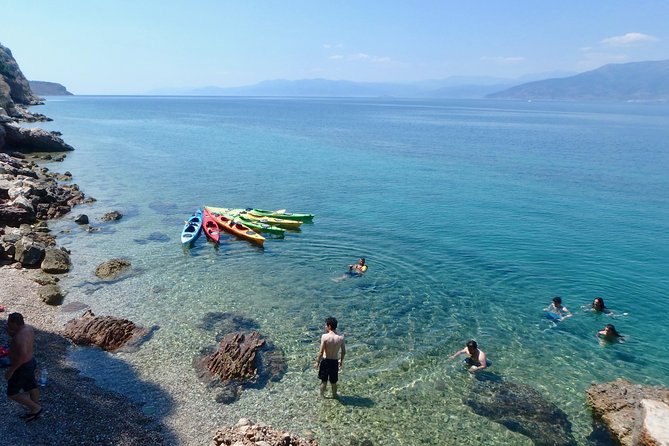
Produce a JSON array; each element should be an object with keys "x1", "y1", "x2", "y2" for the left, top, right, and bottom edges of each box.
[
  {"x1": 248, "y1": 208, "x2": 314, "y2": 221},
  {"x1": 206, "y1": 206, "x2": 300, "y2": 230},
  {"x1": 209, "y1": 210, "x2": 265, "y2": 246},
  {"x1": 202, "y1": 207, "x2": 221, "y2": 243},
  {"x1": 181, "y1": 209, "x2": 203, "y2": 246}
]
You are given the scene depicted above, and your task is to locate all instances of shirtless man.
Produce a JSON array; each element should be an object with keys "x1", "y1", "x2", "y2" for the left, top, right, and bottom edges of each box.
[
  {"x1": 545, "y1": 296, "x2": 572, "y2": 321},
  {"x1": 449, "y1": 340, "x2": 488, "y2": 373},
  {"x1": 5, "y1": 313, "x2": 42, "y2": 421},
  {"x1": 314, "y1": 317, "x2": 346, "y2": 398}
]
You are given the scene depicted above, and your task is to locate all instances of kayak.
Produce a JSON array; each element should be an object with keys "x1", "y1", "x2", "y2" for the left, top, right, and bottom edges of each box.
[
  {"x1": 235, "y1": 214, "x2": 285, "y2": 237},
  {"x1": 202, "y1": 208, "x2": 221, "y2": 243},
  {"x1": 209, "y1": 210, "x2": 265, "y2": 246},
  {"x1": 248, "y1": 208, "x2": 314, "y2": 221},
  {"x1": 181, "y1": 209, "x2": 203, "y2": 246},
  {"x1": 206, "y1": 206, "x2": 300, "y2": 230}
]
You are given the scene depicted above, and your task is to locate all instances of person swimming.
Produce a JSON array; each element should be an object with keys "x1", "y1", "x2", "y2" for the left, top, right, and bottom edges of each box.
[
  {"x1": 590, "y1": 297, "x2": 613, "y2": 315},
  {"x1": 545, "y1": 296, "x2": 572, "y2": 321},
  {"x1": 597, "y1": 324, "x2": 624, "y2": 343},
  {"x1": 349, "y1": 258, "x2": 367, "y2": 275},
  {"x1": 449, "y1": 340, "x2": 489, "y2": 373}
]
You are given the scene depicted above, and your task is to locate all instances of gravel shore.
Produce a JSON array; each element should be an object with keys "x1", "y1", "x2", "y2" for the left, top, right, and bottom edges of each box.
[{"x1": 0, "y1": 266, "x2": 172, "y2": 446}]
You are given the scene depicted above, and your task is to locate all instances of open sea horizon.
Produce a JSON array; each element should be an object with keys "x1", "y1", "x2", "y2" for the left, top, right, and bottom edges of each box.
[{"x1": 31, "y1": 96, "x2": 669, "y2": 445}]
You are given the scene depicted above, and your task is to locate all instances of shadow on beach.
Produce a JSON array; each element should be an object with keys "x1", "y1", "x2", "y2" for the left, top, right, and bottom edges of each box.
[{"x1": 0, "y1": 327, "x2": 178, "y2": 446}]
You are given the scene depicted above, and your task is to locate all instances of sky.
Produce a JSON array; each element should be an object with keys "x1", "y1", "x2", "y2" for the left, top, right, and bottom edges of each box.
[{"x1": 2, "y1": 0, "x2": 668, "y2": 95}]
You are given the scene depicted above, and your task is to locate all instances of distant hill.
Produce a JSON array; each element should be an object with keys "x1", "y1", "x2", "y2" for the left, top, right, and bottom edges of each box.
[
  {"x1": 487, "y1": 60, "x2": 669, "y2": 101},
  {"x1": 29, "y1": 81, "x2": 73, "y2": 96},
  {"x1": 149, "y1": 77, "x2": 529, "y2": 98}
]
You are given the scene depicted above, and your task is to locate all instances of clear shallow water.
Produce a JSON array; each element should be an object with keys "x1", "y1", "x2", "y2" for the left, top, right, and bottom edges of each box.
[{"x1": 31, "y1": 96, "x2": 669, "y2": 445}]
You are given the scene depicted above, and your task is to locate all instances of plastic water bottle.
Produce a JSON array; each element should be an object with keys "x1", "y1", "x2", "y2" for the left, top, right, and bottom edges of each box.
[{"x1": 38, "y1": 368, "x2": 48, "y2": 387}]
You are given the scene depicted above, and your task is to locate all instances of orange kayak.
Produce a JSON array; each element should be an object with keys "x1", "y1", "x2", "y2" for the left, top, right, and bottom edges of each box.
[{"x1": 209, "y1": 211, "x2": 265, "y2": 246}]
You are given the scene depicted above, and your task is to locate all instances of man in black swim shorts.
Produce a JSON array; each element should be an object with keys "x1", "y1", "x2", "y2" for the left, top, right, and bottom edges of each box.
[
  {"x1": 5, "y1": 313, "x2": 42, "y2": 421},
  {"x1": 315, "y1": 317, "x2": 346, "y2": 398}
]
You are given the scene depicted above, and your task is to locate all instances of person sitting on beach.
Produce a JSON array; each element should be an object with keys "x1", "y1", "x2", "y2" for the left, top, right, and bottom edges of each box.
[
  {"x1": 5, "y1": 312, "x2": 42, "y2": 422},
  {"x1": 545, "y1": 296, "x2": 572, "y2": 321},
  {"x1": 349, "y1": 258, "x2": 367, "y2": 275},
  {"x1": 314, "y1": 317, "x2": 346, "y2": 398},
  {"x1": 449, "y1": 340, "x2": 488, "y2": 373},
  {"x1": 597, "y1": 324, "x2": 624, "y2": 343}
]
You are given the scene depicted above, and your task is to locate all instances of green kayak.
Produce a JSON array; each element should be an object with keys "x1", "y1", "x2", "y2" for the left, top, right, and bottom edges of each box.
[
  {"x1": 205, "y1": 206, "x2": 286, "y2": 236},
  {"x1": 249, "y1": 208, "x2": 314, "y2": 221}
]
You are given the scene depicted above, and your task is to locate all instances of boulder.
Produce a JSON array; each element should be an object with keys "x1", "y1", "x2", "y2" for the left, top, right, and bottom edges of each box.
[
  {"x1": 41, "y1": 247, "x2": 71, "y2": 273},
  {"x1": 39, "y1": 283, "x2": 65, "y2": 305},
  {"x1": 63, "y1": 310, "x2": 148, "y2": 352},
  {"x1": 586, "y1": 379, "x2": 669, "y2": 446},
  {"x1": 73, "y1": 214, "x2": 89, "y2": 224},
  {"x1": 14, "y1": 237, "x2": 45, "y2": 266},
  {"x1": 0, "y1": 203, "x2": 35, "y2": 226},
  {"x1": 100, "y1": 210, "x2": 123, "y2": 222},
  {"x1": 94, "y1": 258, "x2": 132, "y2": 279},
  {"x1": 3, "y1": 123, "x2": 74, "y2": 152},
  {"x1": 197, "y1": 331, "x2": 266, "y2": 384}
]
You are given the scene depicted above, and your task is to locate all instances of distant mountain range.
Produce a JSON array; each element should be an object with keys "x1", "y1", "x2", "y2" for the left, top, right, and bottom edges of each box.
[
  {"x1": 488, "y1": 60, "x2": 669, "y2": 101},
  {"x1": 150, "y1": 61, "x2": 669, "y2": 100},
  {"x1": 148, "y1": 72, "x2": 573, "y2": 99}
]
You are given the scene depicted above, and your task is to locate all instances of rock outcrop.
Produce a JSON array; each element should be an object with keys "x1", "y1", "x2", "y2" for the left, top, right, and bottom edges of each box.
[
  {"x1": 94, "y1": 258, "x2": 132, "y2": 280},
  {"x1": 0, "y1": 43, "x2": 40, "y2": 115},
  {"x1": 194, "y1": 328, "x2": 287, "y2": 404},
  {"x1": 212, "y1": 418, "x2": 317, "y2": 446},
  {"x1": 3, "y1": 124, "x2": 74, "y2": 152},
  {"x1": 586, "y1": 379, "x2": 669, "y2": 446},
  {"x1": 63, "y1": 310, "x2": 148, "y2": 352}
]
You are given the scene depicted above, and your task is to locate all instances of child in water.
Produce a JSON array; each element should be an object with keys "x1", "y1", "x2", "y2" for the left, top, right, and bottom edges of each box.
[{"x1": 545, "y1": 296, "x2": 572, "y2": 321}]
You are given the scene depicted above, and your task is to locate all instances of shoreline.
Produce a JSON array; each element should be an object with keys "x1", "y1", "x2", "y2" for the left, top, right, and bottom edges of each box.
[{"x1": 0, "y1": 266, "x2": 170, "y2": 445}]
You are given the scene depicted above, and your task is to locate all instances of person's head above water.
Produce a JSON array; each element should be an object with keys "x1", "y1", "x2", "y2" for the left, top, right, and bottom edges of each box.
[
  {"x1": 466, "y1": 340, "x2": 478, "y2": 354},
  {"x1": 592, "y1": 297, "x2": 606, "y2": 311},
  {"x1": 601, "y1": 324, "x2": 622, "y2": 338},
  {"x1": 552, "y1": 296, "x2": 563, "y2": 306}
]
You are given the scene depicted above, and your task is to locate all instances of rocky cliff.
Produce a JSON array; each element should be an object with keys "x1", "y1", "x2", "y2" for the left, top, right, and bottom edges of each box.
[
  {"x1": 1, "y1": 42, "x2": 73, "y2": 152},
  {"x1": 0, "y1": 43, "x2": 40, "y2": 116}
]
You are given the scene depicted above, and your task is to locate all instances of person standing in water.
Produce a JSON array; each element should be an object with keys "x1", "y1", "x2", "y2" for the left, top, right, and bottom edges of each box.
[
  {"x1": 5, "y1": 313, "x2": 42, "y2": 421},
  {"x1": 315, "y1": 317, "x2": 346, "y2": 398},
  {"x1": 449, "y1": 340, "x2": 488, "y2": 373},
  {"x1": 546, "y1": 296, "x2": 572, "y2": 321}
]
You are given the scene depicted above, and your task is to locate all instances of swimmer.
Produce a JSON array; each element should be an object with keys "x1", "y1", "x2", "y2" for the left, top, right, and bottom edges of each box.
[
  {"x1": 449, "y1": 340, "x2": 488, "y2": 373},
  {"x1": 545, "y1": 296, "x2": 572, "y2": 321},
  {"x1": 597, "y1": 324, "x2": 624, "y2": 343},
  {"x1": 589, "y1": 297, "x2": 614, "y2": 315},
  {"x1": 349, "y1": 258, "x2": 367, "y2": 274}
]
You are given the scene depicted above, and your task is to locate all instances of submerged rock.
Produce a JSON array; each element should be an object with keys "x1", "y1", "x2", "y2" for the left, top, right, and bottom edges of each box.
[
  {"x1": 94, "y1": 258, "x2": 131, "y2": 279},
  {"x1": 100, "y1": 210, "x2": 123, "y2": 222},
  {"x1": 586, "y1": 379, "x2": 669, "y2": 446},
  {"x1": 63, "y1": 309, "x2": 148, "y2": 352},
  {"x1": 465, "y1": 376, "x2": 576, "y2": 446},
  {"x1": 194, "y1": 329, "x2": 287, "y2": 404}
]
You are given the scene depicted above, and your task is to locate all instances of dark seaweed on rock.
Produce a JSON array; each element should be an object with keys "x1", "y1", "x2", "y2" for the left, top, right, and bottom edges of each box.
[{"x1": 465, "y1": 377, "x2": 577, "y2": 446}]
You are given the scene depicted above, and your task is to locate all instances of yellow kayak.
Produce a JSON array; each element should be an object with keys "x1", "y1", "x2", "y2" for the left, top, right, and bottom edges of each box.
[{"x1": 206, "y1": 206, "x2": 302, "y2": 229}]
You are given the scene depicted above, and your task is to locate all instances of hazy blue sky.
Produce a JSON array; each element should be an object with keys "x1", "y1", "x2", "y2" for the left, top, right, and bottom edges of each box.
[{"x1": 2, "y1": 0, "x2": 668, "y2": 94}]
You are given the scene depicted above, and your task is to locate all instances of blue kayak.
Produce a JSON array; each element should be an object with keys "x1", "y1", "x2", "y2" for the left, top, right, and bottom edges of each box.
[{"x1": 181, "y1": 209, "x2": 203, "y2": 246}]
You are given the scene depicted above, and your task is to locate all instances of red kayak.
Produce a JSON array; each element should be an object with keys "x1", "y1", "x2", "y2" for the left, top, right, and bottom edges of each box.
[{"x1": 202, "y1": 208, "x2": 221, "y2": 243}]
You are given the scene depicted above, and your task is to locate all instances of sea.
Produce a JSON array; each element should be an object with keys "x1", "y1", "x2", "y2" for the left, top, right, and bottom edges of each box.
[{"x1": 29, "y1": 96, "x2": 669, "y2": 445}]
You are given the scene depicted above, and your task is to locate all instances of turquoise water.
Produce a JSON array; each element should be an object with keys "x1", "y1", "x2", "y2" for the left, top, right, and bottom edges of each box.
[{"x1": 32, "y1": 97, "x2": 669, "y2": 445}]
